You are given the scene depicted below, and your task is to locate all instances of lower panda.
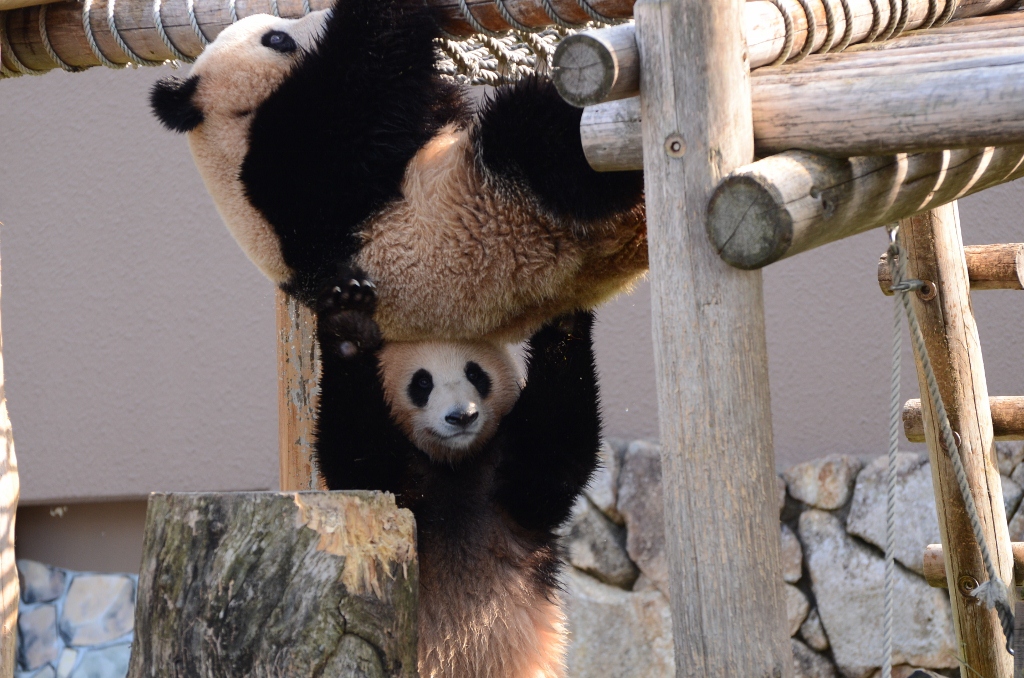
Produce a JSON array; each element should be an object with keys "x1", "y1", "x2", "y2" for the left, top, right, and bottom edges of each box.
[{"x1": 315, "y1": 270, "x2": 601, "y2": 678}]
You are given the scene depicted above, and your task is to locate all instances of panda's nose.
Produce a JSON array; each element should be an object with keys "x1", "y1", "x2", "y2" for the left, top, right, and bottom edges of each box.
[{"x1": 445, "y1": 409, "x2": 479, "y2": 428}]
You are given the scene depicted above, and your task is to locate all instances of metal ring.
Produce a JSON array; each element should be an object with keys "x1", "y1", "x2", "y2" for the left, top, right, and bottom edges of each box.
[
  {"x1": 833, "y1": 0, "x2": 855, "y2": 51},
  {"x1": 540, "y1": 0, "x2": 586, "y2": 29},
  {"x1": 154, "y1": 0, "x2": 192, "y2": 62},
  {"x1": 82, "y1": 0, "x2": 122, "y2": 67},
  {"x1": 494, "y1": 0, "x2": 538, "y2": 32},
  {"x1": 574, "y1": 0, "x2": 627, "y2": 24},
  {"x1": 791, "y1": 0, "x2": 817, "y2": 61},
  {"x1": 458, "y1": 0, "x2": 507, "y2": 36},
  {"x1": 1, "y1": 10, "x2": 46, "y2": 74},
  {"x1": 187, "y1": 0, "x2": 210, "y2": 47},
  {"x1": 40, "y1": 4, "x2": 82, "y2": 71},
  {"x1": 108, "y1": 0, "x2": 164, "y2": 66},
  {"x1": 767, "y1": 0, "x2": 795, "y2": 65}
]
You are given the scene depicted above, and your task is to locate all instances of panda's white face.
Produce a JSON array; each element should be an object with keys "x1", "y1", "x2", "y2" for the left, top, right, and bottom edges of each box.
[{"x1": 379, "y1": 342, "x2": 521, "y2": 463}]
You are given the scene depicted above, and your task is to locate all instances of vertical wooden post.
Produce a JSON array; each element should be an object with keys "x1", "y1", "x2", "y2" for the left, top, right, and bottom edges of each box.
[
  {"x1": 635, "y1": 1, "x2": 791, "y2": 676},
  {"x1": 902, "y1": 202, "x2": 1013, "y2": 678},
  {"x1": 276, "y1": 290, "x2": 321, "y2": 491},
  {"x1": 0, "y1": 243, "x2": 18, "y2": 678}
]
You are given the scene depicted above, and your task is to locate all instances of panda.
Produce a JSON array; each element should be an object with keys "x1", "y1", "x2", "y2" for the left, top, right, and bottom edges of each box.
[
  {"x1": 314, "y1": 269, "x2": 601, "y2": 678},
  {"x1": 150, "y1": 0, "x2": 647, "y2": 343}
]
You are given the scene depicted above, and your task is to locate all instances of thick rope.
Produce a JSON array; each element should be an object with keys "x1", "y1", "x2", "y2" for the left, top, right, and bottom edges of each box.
[
  {"x1": 495, "y1": 0, "x2": 539, "y2": 32},
  {"x1": 40, "y1": 5, "x2": 82, "y2": 71},
  {"x1": 792, "y1": 0, "x2": 818, "y2": 61},
  {"x1": 767, "y1": 0, "x2": 796, "y2": 65},
  {"x1": 574, "y1": 0, "x2": 626, "y2": 24},
  {"x1": 154, "y1": 0, "x2": 192, "y2": 63},
  {"x1": 82, "y1": 0, "x2": 123, "y2": 68},
  {"x1": 541, "y1": 0, "x2": 587, "y2": 29},
  {"x1": 887, "y1": 229, "x2": 1015, "y2": 654},
  {"x1": 882, "y1": 235, "x2": 902, "y2": 678},
  {"x1": 108, "y1": 0, "x2": 166, "y2": 66},
  {"x1": 833, "y1": 0, "x2": 855, "y2": 51},
  {"x1": 0, "y1": 10, "x2": 46, "y2": 74},
  {"x1": 187, "y1": 0, "x2": 210, "y2": 47}
]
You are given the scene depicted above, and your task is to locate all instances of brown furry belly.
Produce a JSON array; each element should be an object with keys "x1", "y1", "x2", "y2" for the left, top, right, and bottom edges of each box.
[
  {"x1": 417, "y1": 567, "x2": 566, "y2": 678},
  {"x1": 355, "y1": 127, "x2": 649, "y2": 344}
]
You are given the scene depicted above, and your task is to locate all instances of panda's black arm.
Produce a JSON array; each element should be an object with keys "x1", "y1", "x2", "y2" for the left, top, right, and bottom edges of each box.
[
  {"x1": 315, "y1": 349, "x2": 414, "y2": 496},
  {"x1": 493, "y1": 311, "x2": 601, "y2": 532},
  {"x1": 474, "y1": 77, "x2": 644, "y2": 225}
]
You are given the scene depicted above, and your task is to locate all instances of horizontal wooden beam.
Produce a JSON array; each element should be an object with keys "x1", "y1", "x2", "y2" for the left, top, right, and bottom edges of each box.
[
  {"x1": 879, "y1": 243, "x2": 1024, "y2": 295},
  {"x1": 923, "y1": 542, "x2": 1024, "y2": 588},
  {"x1": 0, "y1": 0, "x2": 633, "y2": 74},
  {"x1": 580, "y1": 41, "x2": 1024, "y2": 168},
  {"x1": 904, "y1": 396, "x2": 1024, "y2": 443},
  {"x1": 553, "y1": 4, "x2": 1024, "y2": 107},
  {"x1": 701, "y1": 146, "x2": 1024, "y2": 270}
]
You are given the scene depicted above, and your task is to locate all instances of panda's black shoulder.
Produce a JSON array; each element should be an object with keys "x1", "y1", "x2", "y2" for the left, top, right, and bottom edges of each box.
[
  {"x1": 240, "y1": 0, "x2": 471, "y2": 304},
  {"x1": 474, "y1": 76, "x2": 643, "y2": 223}
]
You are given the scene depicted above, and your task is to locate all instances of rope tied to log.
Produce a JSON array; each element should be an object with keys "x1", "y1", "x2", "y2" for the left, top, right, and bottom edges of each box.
[
  {"x1": 884, "y1": 224, "x2": 1016, "y2": 656},
  {"x1": 0, "y1": 10, "x2": 44, "y2": 75},
  {"x1": 882, "y1": 232, "x2": 902, "y2": 678}
]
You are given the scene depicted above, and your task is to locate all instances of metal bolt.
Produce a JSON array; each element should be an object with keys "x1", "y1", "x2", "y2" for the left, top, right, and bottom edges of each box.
[
  {"x1": 958, "y1": 574, "x2": 980, "y2": 596},
  {"x1": 665, "y1": 134, "x2": 686, "y2": 158},
  {"x1": 917, "y1": 280, "x2": 937, "y2": 301}
]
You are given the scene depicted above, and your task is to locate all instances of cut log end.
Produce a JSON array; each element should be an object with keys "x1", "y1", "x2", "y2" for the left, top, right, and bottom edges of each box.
[
  {"x1": 552, "y1": 36, "x2": 617, "y2": 108},
  {"x1": 128, "y1": 491, "x2": 418, "y2": 678},
  {"x1": 706, "y1": 175, "x2": 793, "y2": 269}
]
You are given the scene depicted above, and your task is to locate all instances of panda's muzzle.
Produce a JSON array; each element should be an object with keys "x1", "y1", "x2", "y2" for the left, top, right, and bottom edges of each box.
[
  {"x1": 444, "y1": 408, "x2": 479, "y2": 429},
  {"x1": 150, "y1": 75, "x2": 204, "y2": 133}
]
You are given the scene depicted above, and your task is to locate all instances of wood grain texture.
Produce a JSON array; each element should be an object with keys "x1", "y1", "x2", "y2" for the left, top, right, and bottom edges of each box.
[
  {"x1": 880, "y1": 243, "x2": 1024, "y2": 294},
  {"x1": 905, "y1": 396, "x2": 1024, "y2": 442},
  {"x1": 277, "y1": 290, "x2": 321, "y2": 492},
  {"x1": 0, "y1": 236, "x2": 18, "y2": 678},
  {"x1": 901, "y1": 203, "x2": 1013, "y2": 678},
  {"x1": 0, "y1": 0, "x2": 633, "y2": 73},
  {"x1": 704, "y1": 146, "x2": 1024, "y2": 269},
  {"x1": 582, "y1": 41, "x2": 1024, "y2": 168},
  {"x1": 635, "y1": 0, "x2": 791, "y2": 675},
  {"x1": 127, "y1": 491, "x2": 418, "y2": 678},
  {"x1": 551, "y1": 2, "x2": 1023, "y2": 106},
  {"x1": 924, "y1": 542, "x2": 1024, "y2": 588}
]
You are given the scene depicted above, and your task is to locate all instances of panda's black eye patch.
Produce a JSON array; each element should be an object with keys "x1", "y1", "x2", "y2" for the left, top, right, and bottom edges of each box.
[
  {"x1": 262, "y1": 30, "x2": 297, "y2": 53},
  {"x1": 464, "y1": 361, "x2": 491, "y2": 398},
  {"x1": 408, "y1": 369, "x2": 433, "y2": 408}
]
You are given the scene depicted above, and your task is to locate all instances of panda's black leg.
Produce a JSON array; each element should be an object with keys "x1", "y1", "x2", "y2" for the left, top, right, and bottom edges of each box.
[
  {"x1": 314, "y1": 271, "x2": 412, "y2": 495},
  {"x1": 475, "y1": 77, "x2": 644, "y2": 227},
  {"x1": 494, "y1": 310, "x2": 602, "y2": 532}
]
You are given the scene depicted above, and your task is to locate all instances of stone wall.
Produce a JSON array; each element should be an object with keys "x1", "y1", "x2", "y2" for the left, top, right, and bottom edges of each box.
[
  {"x1": 15, "y1": 561, "x2": 135, "y2": 678},
  {"x1": 14, "y1": 439, "x2": 1024, "y2": 677}
]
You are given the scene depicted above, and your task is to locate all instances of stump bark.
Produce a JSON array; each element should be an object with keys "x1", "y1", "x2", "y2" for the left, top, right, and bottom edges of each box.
[{"x1": 128, "y1": 491, "x2": 418, "y2": 678}]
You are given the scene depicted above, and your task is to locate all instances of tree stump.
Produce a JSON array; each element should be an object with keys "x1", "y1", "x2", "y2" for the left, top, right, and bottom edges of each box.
[{"x1": 128, "y1": 491, "x2": 418, "y2": 678}]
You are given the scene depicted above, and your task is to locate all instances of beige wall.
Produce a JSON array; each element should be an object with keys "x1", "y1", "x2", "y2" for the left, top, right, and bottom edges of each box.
[{"x1": 1, "y1": 66, "x2": 1022, "y2": 570}]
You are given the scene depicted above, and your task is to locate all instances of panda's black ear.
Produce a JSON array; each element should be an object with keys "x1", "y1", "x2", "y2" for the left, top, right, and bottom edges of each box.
[{"x1": 150, "y1": 75, "x2": 204, "y2": 133}]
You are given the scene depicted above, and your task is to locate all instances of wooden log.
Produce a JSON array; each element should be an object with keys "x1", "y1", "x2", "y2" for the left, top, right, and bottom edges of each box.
[
  {"x1": 0, "y1": 0, "x2": 632, "y2": 74},
  {"x1": 127, "y1": 491, "x2": 418, "y2": 678},
  {"x1": 552, "y1": 2, "x2": 1023, "y2": 106},
  {"x1": 580, "y1": 95, "x2": 643, "y2": 171},
  {"x1": 905, "y1": 396, "x2": 1024, "y2": 442},
  {"x1": 0, "y1": 231, "x2": 18, "y2": 678},
  {"x1": 551, "y1": 23, "x2": 638, "y2": 107},
  {"x1": 0, "y1": 0, "x2": 57, "y2": 11},
  {"x1": 276, "y1": 290, "x2": 321, "y2": 492},
  {"x1": 1017, "y1": 601, "x2": 1024, "y2": 678},
  {"x1": 923, "y1": 542, "x2": 1024, "y2": 588},
  {"x1": 580, "y1": 42, "x2": 1024, "y2": 169},
  {"x1": 901, "y1": 203, "x2": 1013, "y2": 677},
  {"x1": 635, "y1": 0, "x2": 791, "y2": 675},
  {"x1": 702, "y1": 146, "x2": 1024, "y2": 269},
  {"x1": 879, "y1": 243, "x2": 1024, "y2": 294}
]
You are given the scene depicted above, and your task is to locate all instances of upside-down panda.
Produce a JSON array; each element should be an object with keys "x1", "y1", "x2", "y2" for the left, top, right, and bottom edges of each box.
[
  {"x1": 315, "y1": 270, "x2": 601, "y2": 678},
  {"x1": 150, "y1": 0, "x2": 646, "y2": 343}
]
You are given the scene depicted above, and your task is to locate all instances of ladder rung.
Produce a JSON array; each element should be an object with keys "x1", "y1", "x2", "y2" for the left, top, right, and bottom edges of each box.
[
  {"x1": 879, "y1": 243, "x2": 1024, "y2": 296},
  {"x1": 904, "y1": 396, "x2": 1024, "y2": 442}
]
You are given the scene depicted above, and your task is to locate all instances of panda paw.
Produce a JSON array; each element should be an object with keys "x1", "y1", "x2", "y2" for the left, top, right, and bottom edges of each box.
[{"x1": 316, "y1": 269, "x2": 382, "y2": 359}]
